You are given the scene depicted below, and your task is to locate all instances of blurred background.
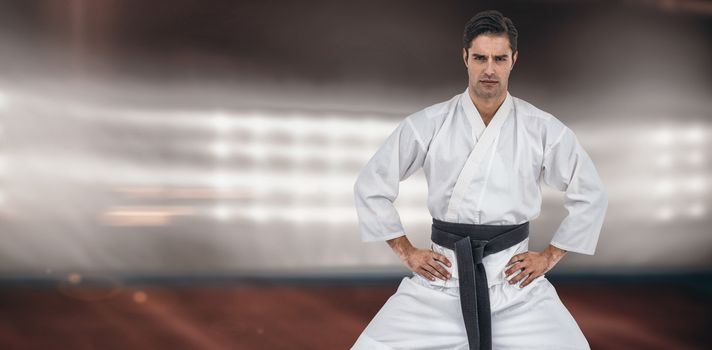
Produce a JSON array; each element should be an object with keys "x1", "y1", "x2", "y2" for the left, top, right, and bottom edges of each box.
[{"x1": 0, "y1": 0, "x2": 710, "y2": 349}]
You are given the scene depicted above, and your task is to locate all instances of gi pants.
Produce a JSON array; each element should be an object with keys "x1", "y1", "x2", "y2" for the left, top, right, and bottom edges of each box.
[{"x1": 350, "y1": 273, "x2": 590, "y2": 350}]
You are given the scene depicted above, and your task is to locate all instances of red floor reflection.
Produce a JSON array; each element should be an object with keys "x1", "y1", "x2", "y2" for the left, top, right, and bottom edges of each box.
[{"x1": 0, "y1": 283, "x2": 709, "y2": 349}]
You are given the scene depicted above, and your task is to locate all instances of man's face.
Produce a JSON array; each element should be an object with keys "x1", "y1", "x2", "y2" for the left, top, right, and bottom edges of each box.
[{"x1": 463, "y1": 34, "x2": 517, "y2": 100}]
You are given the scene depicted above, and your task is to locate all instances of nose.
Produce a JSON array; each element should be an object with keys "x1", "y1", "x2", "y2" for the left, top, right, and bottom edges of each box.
[{"x1": 484, "y1": 58, "x2": 495, "y2": 75}]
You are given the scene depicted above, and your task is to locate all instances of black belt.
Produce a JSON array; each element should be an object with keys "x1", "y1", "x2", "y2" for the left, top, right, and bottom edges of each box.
[{"x1": 430, "y1": 218, "x2": 529, "y2": 350}]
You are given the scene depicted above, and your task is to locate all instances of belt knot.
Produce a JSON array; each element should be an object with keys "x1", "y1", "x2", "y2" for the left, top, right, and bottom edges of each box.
[{"x1": 471, "y1": 240, "x2": 487, "y2": 264}]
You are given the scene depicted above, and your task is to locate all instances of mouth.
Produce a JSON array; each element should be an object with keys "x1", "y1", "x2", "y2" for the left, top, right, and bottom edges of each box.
[{"x1": 479, "y1": 80, "x2": 498, "y2": 85}]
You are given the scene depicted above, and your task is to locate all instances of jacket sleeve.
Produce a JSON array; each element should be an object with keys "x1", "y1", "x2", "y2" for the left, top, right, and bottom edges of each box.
[
  {"x1": 353, "y1": 116, "x2": 428, "y2": 242},
  {"x1": 541, "y1": 126, "x2": 608, "y2": 255}
]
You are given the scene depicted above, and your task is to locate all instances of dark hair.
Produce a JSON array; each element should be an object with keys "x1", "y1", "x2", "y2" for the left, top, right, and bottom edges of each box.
[{"x1": 462, "y1": 10, "x2": 518, "y2": 54}]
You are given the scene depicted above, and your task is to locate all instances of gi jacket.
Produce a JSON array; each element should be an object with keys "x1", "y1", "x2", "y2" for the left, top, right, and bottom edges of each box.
[{"x1": 354, "y1": 88, "x2": 608, "y2": 287}]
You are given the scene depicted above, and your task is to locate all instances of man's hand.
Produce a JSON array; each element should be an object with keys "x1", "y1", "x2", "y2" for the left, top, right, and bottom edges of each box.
[
  {"x1": 387, "y1": 236, "x2": 452, "y2": 281},
  {"x1": 504, "y1": 245, "x2": 567, "y2": 288},
  {"x1": 404, "y1": 247, "x2": 452, "y2": 281}
]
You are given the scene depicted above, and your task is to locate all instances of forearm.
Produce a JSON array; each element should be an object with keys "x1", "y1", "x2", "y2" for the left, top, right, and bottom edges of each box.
[
  {"x1": 387, "y1": 235, "x2": 415, "y2": 262},
  {"x1": 543, "y1": 244, "x2": 567, "y2": 270}
]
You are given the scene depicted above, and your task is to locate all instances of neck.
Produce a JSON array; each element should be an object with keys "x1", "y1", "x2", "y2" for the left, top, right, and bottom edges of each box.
[{"x1": 468, "y1": 90, "x2": 507, "y2": 126}]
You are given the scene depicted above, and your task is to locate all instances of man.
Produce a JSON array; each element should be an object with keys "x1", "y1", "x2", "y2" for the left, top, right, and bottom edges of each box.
[{"x1": 351, "y1": 10, "x2": 608, "y2": 350}]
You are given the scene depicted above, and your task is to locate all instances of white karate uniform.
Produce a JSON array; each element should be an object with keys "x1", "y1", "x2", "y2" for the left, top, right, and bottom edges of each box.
[{"x1": 351, "y1": 88, "x2": 608, "y2": 349}]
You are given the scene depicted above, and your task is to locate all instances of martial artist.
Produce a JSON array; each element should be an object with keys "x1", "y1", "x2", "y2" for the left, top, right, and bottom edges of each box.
[{"x1": 351, "y1": 10, "x2": 608, "y2": 350}]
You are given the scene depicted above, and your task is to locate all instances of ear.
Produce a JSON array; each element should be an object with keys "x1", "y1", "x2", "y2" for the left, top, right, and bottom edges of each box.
[
  {"x1": 511, "y1": 51, "x2": 518, "y2": 69},
  {"x1": 462, "y1": 48, "x2": 468, "y2": 67}
]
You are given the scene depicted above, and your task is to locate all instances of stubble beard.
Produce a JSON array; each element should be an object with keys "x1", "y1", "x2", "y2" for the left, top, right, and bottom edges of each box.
[{"x1": 472, "y1": 83, "x2": 501, "y2": 100}]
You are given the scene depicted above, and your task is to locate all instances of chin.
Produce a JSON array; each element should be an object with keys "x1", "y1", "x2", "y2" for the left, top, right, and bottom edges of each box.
[{"x1": 474, "y1": 89, "x2": 499, "y2": 99}]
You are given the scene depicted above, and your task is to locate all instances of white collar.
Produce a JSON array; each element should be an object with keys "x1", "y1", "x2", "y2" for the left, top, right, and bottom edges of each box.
[{"x1": 461, "y1": 88, "x2": 513, "y2": 140}]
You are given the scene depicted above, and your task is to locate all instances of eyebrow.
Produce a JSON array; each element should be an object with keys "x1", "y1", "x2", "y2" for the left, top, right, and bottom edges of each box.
[{"x1": 471, "y1": 53, "x2": 510, "y2": 59}]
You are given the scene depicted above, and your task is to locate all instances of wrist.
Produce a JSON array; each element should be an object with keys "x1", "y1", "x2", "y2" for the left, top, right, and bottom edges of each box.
[
  {"x1": 544, "y1": 245, "x2": 566, "y2": 267},
  {"x1": 399, "y1": 244, "x2": 415, "y2": 262},
  {"x1": 387, "y1": 235, "x2": 415, "y2": 261}
]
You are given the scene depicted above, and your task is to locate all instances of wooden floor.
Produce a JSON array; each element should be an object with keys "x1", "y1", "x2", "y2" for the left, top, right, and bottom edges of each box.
[{"x1": 0, "y1": 281, "x2": 709, "y2": 349}]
